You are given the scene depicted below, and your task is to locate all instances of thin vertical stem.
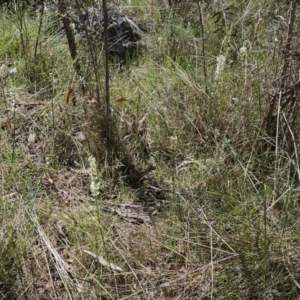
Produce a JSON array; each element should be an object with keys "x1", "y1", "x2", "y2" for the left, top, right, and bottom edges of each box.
[
  {"x1": 34, "y1": 0, "x2": 44, "y2": 62},
  {"x1": 197, "y1": 1, "x2": 207, "y2": 93},
  {"x1": 58, "y1": 0, "x2": 81, "y2": 74},
  {"x1": 102, "y1": 0, "x2": 111, "y2": 147}
]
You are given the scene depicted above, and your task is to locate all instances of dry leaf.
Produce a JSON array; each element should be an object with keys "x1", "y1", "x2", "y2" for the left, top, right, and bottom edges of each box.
[
  {"x1": 65, "y1": 86, "x2": 76, "y2": 104},
  {"x1": 115, "y1": 97, "x2": 129, "y2": 103}
]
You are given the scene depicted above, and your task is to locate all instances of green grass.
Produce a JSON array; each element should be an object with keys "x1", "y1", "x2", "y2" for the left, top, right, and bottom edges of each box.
[{"x1": 1, "y1": 1, "x2": 300, "y2": 299}]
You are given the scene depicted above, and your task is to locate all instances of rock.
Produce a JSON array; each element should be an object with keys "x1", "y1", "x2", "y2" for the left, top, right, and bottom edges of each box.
[{"x1": 77, "y1": 6, "x2": 143, "y2": 63}]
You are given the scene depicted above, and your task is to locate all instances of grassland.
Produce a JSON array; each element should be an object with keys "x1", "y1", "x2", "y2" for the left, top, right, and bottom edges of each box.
[{"x1": 1, "y1": 0, "x2": 300, "y2": 299}]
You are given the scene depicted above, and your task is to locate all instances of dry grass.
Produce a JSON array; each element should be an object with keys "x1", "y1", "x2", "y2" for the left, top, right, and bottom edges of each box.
[{"x1": 1, "y1": 0, "x2": 300, "y2": 299}]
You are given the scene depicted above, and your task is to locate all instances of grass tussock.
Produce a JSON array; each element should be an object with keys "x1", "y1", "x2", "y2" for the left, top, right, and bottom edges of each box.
[{"x1": 1, "y1": 0, "x2": 300, "y2": 299}]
